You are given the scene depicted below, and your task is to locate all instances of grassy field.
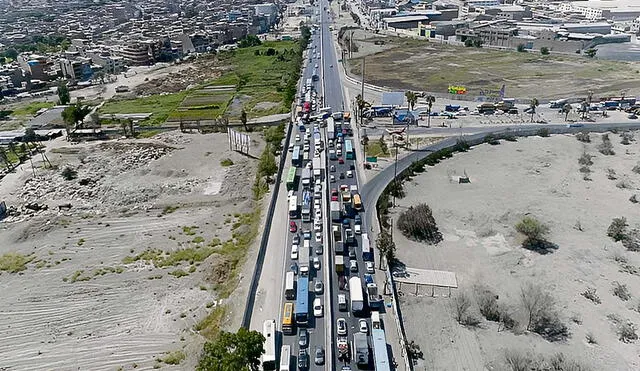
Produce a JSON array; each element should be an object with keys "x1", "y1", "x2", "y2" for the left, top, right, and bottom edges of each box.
[
  {"x1": 99, "y1": 40, "x2": 301, "y2": 125},
  {"x1": 10, "y1": 102, "x2": 55, "y2": 117},
  {"x1": 348, "y1": 39, "x2": 640, "y2": 99}
]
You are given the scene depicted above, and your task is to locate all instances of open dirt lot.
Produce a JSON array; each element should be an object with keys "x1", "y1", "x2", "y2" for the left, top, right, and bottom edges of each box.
[
  {"x1": 391, "y1": 132, "x2": 640, "y2": 370},
  {"x1": 0, "y1": 131, "x2": 263, "y2": 370},
  {"x1": 346, "y1": 38, "x2": 640, "y2": 100}
]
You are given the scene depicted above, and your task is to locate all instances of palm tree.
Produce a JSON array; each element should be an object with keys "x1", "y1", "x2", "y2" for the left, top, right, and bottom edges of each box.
[
  {"x1": 425, "y1": 95, "x2": 436, "y2": 128},
  {"x1": 61, "y1": 103, "x2": 92, "y2": 134},
  {"x1": 529, "y1": 98, "x2": 539, "y2": 122},
  {"x1": 405, "y1": 91, "x2": 417, "y2": 111},
  {"x1": 355, "y1": 94, "x2": 370, "y2": 124},
  {"x1": 562, "y1": 103, "x2": 573, "y2": 121}
]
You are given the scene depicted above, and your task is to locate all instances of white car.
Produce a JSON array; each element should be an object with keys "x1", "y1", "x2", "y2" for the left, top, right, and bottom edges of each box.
[
  {"x1": 291, "y1": 244, "x2": 299, "y2": 260},
  {"x1": 313, "y1": 257, "x2": 321, "y2": 270},
  {"x1": 346, "y1": 170, "x2": 353, "y2": 178},
  {"x1": 295, "y1": 134, "x2": 301, "y2": 142},
  {"x1": 314, "y1": 199, "x2": 321, "y2": 208},
  {"x1": 354, "y1": 224, "x2": 361, "y2": 234},
  {"x1": 337, "y1": 149, "x2": 342, "y2": 156},
  {"x1": 365, "y1": 261, "x2": 375, "y2": 274},
  {"x1": 330, "y1": 175, "x2": 335, "y2": 183},
  {"x1": 337, "y1": 318, "x2": 347, "y2": 335},
  {"x1": 313, "y1": 298, "x2": 323, "y2": 317},
  {"x1": 359, "y1": 319, "x2": 368, "y2": 334},
  {"x1": 315, "y1": 209, "x2": 322, "y2": 219},
  {"x1": 315, "y1": 233, "x2": 322, "y2": 243},
  {"x1": 314, "y1": 220, "x2": 322, "y2": 232},
  {"x1": 315, "y1": 177, "x2": 321, "y2": 185}
]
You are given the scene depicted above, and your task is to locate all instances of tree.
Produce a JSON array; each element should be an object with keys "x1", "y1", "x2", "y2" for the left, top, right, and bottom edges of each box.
[
  {"x1": 240, "y1": 107, "x2": 248, "y2": 131},
  {"x1": 425, "y1": 95, "x2": 435, "y2": 128},
  {"x1": 0, "y1": 56, "x2": 5, "y2": 65},
  {"x1": 473, "y1": 38, "x2": 483, "y2": 48},
  {"x1": 529, "y1": 98, "x2": 539, "y2": 123},
  {"x1": 397, "y1": 203, "x2": 443, "y2": 244},
  {"x1": 516, "y1": 44, "x2": 526, "y2": 52},
  {"x1": 197, "y1": 327, "x2": 265, "y2": 371},
  {"x1": 464, "y1": 39, "x2": 473, "y2": 47},
  {"x1": 238, "y1": 35, "x2": 262, "y2": 48},
  {"x1": 608, "y1": 217, "x2": 628, "y2": 242},
  {"x1": 355, "y1": 94, "x2": 370, "y2": 124},
  {"x1": 57, "y1": 83, "x2": 70, "y2": 105},
  {"x1": 584, "y1": 48, "x2": 597, "y2": 58},
  {"x1": 515, "y1": 216, "x2": 550, "y2": 245},
  {"x1": 405, "y1": 91, "x2": 417, "y2": 111},
  {"x1": 562, "y1": 103, "x2": 572, "y2": 121},
  {"x1": 258, "y1": 145, "x2": 277, "y2": 179},
  {"x1": 61, "y1": 103, "x2": 92, "y2": 133},
  {"x1": 0, "y1": 147, "x2": 12, "y2": 170},
  {"x1": 540, "y1": 47, "x2": 550, "y2": 55},
  {"x1": 520, "y1": 283, "x2": 554, "y2": 331},
  {"x1": 23, "y1": 128, "x2": 37, "y2": 143},
  {"x1": 4, "y1": 48, "x2": 18, "y2": 60},
  {"x1": 375, "y1": 228, "x2": 396, "y2": 269}
]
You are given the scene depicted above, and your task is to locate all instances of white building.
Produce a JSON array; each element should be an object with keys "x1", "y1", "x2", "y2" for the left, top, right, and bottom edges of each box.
[{"x1": 558, "y1": 1, "x2": 640, "y2": 21}]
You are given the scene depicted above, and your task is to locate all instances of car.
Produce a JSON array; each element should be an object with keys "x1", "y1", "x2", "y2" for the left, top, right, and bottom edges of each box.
[
  {"x1": 293, "y1": 234, "x2": 300, "y2": 245},
  {"x1": 354, "y1": 224, "x2": 361, "y2": 234},
  {"x1": 295, "y1": 134, "x2": 301, "y2": 142},
  {"x1": 315, "y1": 208, "x2": 322, "y2": 219},
  {"x1": 314, "y1": 220, "x2": 322, "y2": 232},
  {"x1": 330, "y1": 175, "x2": 335, "y2": 183},
  {"x1": 315, "y1": 177, "x2": 321, "y2": 185},
  {"x1": 291, "y1": 244, "x2": 299, "y2": 260},
  {"x1": 304, "y1": 144, "x2": 310, "y2": 152},
  {"x1": 338, "y1": 157, "x2": 344, "y2": 164},
  {"x1": 330, "y1": 64, "x2": 333, "y2": 68},
  {"x1": 339, "y1": 275, "x2": 348, "y2": 290},
  {"x1": 336, "y1": 149, "x2": 342, "y2": 156},
  {"x1": 315, "y1": 63, "x2": 319, "y2": 68},
  {"x1": 346, "y1": 170, "x2": 353, "y2": 178},
  {"x1": 354, "y1": 214, "x2": 362, "y2": 225},
  {"x1": 314, "y1": 346, "x2": 325, "y2": 365},
  {"x1": 313, "y1": 257, "x2": 321, "y2": 270},
  {"x1": 315, "y1": 244, "x2": 323, "y2": 255},
  {"x1": 330, "y1": 165, "x2": 336, "y2": 172},
  {"x1": 342, "y1": 218, "x2": 350, "y2": 227},
  {"x1": 366, "y1": 261, "x2": 374, "y2": 274},
  {"x1": 303, "y1": 230, "x2": 312, "y2": 240},
  {"x1": 288, "y1": 144, "x2": 294, "y2": 152},
  {"x1": 313, "y1": 297, "x2": 323, "y2": 317},
  {"x1": 359, "y1": 319, "x2": 368, "y2": 334},
  {"x1": 350, "y1": 164, "x2": 355, "y2": 170},
  {"x1": 315, "y1": 232, "x2": 322, "y2": 243},
  {"x1": 299, "y1": 329, "x2": 308, "y2": 348},
  {"x1": 350, "y1": 260, "x2": 358, "y2": 272},
  {"x1": 349, "y1": 248, "x2": 356, "y2": 259},
  {"x1": 331, "y1": 189, "x2": 339, "y2": 201},
  {"x1": 339, "y1": 172, "x2": 345, "y2": 179},
  {"x1": 338, "y1": 294, "x2": 348, "y2": 311},
  {"x1": 289, "y1": 221, "x2": 297, "y2": 233},
  {"x1": 298, "y1": 349, "x2": 309, "y2": 369},
  {"x1": 337, "y1": 318, "x2": 347, "y2": 335},
  {"x1": 314, "y1": 198, "x2": 321, "y2": 208},
  {"x1": 290, "y1": 262, "x2": 298, "y2": 275},
  {"x1": 337, "y1": 142, "x2": 342, "y2": 150}
]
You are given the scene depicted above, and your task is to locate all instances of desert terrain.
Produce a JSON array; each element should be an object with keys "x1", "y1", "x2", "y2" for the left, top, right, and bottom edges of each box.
[
  {"x1": 390, "y1": 132, "x2": 640, "y2": 370},
  {"x1": 0, "y1": 131, "x2": 263, "y2": 370}
]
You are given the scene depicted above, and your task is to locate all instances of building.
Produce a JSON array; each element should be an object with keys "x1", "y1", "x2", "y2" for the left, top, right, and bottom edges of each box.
[
  {"x1": 118, "y1": 43, "x2": 152, "y2": 65},
  {"x1": 558, "y1": 1, "x2": 640, "y2": 22}
]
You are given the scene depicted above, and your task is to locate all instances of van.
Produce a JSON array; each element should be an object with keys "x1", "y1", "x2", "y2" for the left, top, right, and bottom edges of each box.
[
  {"x1": 549, "y1": 99, "x2": 568, "y2": 109},
  {"x1": 338, "y1": 294, "x2": 347, "y2": 311},
  {"x1": 371, "y1": 311, "x2": 381, "y2": 329}
]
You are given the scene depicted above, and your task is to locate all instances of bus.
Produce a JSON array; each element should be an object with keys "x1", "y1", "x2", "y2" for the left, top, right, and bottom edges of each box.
[
  {"x1": 261, "y1": 319, "x2": 277, "y2": 370},
  {"x1": 285, "y1": 271, "x2": 296, "y2": 300},
  {"x1": 352, "y1": 193, "x2": 362, "y2": 211},
  {"x1": 372, "y1": 328, "x2": 391, "y2": 371},
  {"x1": 295, "y1": 276, "x2": 309, "y2": 326},
  {"x1": 282, "y1": 302, "x2": 295, "y2": 335},
  {"x1": 345, "y1": 139, "x2": 354, "y2": 160},
  {"x1": 361, "y1": 233, "x2": 373, "y2": 261},
  {"x1": 286, "y1": 167, "x2": 297, "y2": 191},
  {"x1": 289, "y1": 195, "x2": 298, "y2": 219},
  {"x1": 349, "y1": 276, "x2": 364, "y2": 315},
  {"x1": 292, "y1": 146, "x2": 302, "y2": 167},
  {"x1": 279, "y1": 344, "x2": 291, "y2": 371}
]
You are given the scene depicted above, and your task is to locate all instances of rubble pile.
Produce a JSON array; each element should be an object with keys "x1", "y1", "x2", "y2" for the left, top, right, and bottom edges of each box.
[
  {"x1": 134, "y1": 58, "x2": 224, "y2": 95},
  {"x1": 154, "y1": 131, "x2": 193, "y2": 145}
]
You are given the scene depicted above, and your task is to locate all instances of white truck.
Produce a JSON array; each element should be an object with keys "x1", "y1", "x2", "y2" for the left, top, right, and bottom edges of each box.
[
  {"x1": 330, "y1": 201, "x2": 342, "y2": 222},
  {"x1": 312, "y1": 157, "x2": 322, "y2": 179},
  {"x1": 353, "y1": 332, "x2": 369, "y2": 366}
]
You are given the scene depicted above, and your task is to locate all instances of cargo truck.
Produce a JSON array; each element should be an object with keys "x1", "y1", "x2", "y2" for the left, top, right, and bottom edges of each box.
[
  {"x1": 299, "y1": 237, "x2": 310, "y2": 276},
  {"x1": 330, "y1": 201, "x2": 342, "y2": 222},
  {"x1": 312, "y1": 157, "x2": 322, "y2": 179},
  {"x1": 333, "y1": 225, "x2": 344, "y2": 254},
  {"x1": 301, "y1": 190, "x2": 312, "y2": 223},
  {"x1": 301, "y1": 167, "x2": 312, "y2": 188},
  {"x1": 353, "y1": 332, "x2": 369, "y2": 366},
  {"x1": 334, "y1": 255, "x2": 344, "y2": 273}
]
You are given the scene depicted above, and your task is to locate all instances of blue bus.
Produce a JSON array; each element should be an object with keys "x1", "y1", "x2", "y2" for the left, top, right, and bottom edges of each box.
[
  {"x1": 345, "y1": 139, "x2": 354, "y2": 160},
  {"x1": 295, "y1": 276, "x2": 309, "y2": 326},
  {"x1": 292, "y1": 146, "x2": 302, "y2": 167},
  {"x1": 372, "y1": 328, "x2": 391, "y2": 371}
]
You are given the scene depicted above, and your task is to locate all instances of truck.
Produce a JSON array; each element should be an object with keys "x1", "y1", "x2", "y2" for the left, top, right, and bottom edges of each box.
[
  {"x1": 334, "y1": 255, "x2": 344, "y2": 273},
  {"x1": 299, "y1": 238, "x2": 310, "y2": 276},
  {"x1": 326, "y1": 117, "x2": 335, "y2": 140},
  {"x1": 477, "y1": 102, "x2": 496, "y2": 114},
  {"x1": 333, "y1": 225, "x2": 344, "y2": 255},
  {"x1": 301, "y1": 190, "x2": 312, "y2": 223},
  {"x1": 353, "y1": 332, "x2": 369, "y2": 366},
  {"x1": 301, "y1": 167, "x2": 312, "y2": 188},
  {"x1": 330, "y1": 201, "x2": 342, "y2": 222},
  {"x1": 341, "y1": 187, "x2": 351, "y2": 205},
  {"x1": 337, "y1": 336, "x2": 350, "y2": 362},
  {"x1": 312, "y1": 157, "x2": 322, "y2": 179},
  {"x1": 364, "y1": 274, "x2": 383, "y2": 309},
  {"x1": 349, "y1": 276, "x2": 364, "y2": 314},
  {"x1": 345, "y1": 228, "x2": 354, "y2": 244},
  {"x1": 495, "y1": 98, "x2": 515, "y2": 111},
  {"x1": 445, "y1": 104, "x2": 460, "y2": 112}
]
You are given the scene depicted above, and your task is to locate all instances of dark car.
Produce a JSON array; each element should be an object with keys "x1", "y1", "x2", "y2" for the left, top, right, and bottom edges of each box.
[
  {"x1": 299, "y1": 328, "x2": 308, "y2": 348},
  {"x1": 349, "y1": 248, "x2": 356, "y2": 258},
  {"x1": 298, "y1": 349, "x2": 309, "y2": 369},
  {"x1": 339, "y1": 172, "x2": 345, "y2": 179},
  {"x1": 342, "y1": 218, "x2": 350, "y2": 227},
  {"x1": 315, "y1": 244, "x2": 323, "y2": 255},
  {"x1": 338, "y1": 157, "x2": 344, "y2": 164},
  {"x1": 315, "y1": 347, "x2": 325, "y2": 365},
  {"x1": 339, "y1": 275, "x2": 348, "y2": 290},
  {"x1": 290, "y1": 262, "x2": 298, "y2": 275},
  {"x1": 349, "y1": 164, "x2": 355, "y2": 170},
  {"x1": 354, "y1": 214, "x2": 362, "y2": 225}
]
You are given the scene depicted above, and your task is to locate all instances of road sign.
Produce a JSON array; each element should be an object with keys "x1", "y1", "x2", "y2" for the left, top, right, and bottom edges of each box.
[{"x1": 366, "y1": 156, "x2": 378, "y2": 163}]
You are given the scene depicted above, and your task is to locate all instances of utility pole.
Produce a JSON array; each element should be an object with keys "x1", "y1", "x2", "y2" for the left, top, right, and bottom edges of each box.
[
  {"x1": 393, "y1": 142, "x2": 399, "y2": 208},
  {"x1": 349, "y1": 30, "x2": 354, "y2": 58},
  {"x1": 360, "y1": 56, "x2": 365, "y2": 105}
]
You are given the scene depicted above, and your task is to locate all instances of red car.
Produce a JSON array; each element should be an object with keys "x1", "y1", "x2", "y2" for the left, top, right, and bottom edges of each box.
[
  {"x1": 338, "y1": 157, "x2": 344, "y2": 164},
  {"x1": 331, "y1": 189, "x2": 339, "y2": 201},
  {"x1": 289, "y1": 221, "x2": 297, "y2": 233}
]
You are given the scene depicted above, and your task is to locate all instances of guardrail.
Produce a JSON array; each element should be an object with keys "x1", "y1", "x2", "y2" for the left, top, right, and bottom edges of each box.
[{"x1": 241, "y1": 113, "x2": 294, "y2": 329}]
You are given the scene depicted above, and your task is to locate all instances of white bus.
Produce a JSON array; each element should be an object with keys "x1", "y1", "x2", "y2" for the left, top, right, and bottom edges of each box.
[
  {"x1": 285, "y1": 271, "x2": 296, "y2": 300},
  {"x1": 349, "y1": 276, "x2": 364, "y2": 314},
  {"x1": 261, "y1": 319, "x2": 277, "y2": 370},
  {"x1": 289, "y1": 195, "x2": 298, "y2": 219},
  {"x1": 280, "y1": 344, "x2": 291, "y2": 371}
]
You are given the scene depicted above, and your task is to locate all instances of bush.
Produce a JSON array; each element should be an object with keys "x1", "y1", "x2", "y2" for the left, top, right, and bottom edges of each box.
[
  {"x1": 397, "y1": 203, "x2": 443, "y2": 244},
  {"x1": 475, "y1": 286, "x2": 501, "y2": 321},
  {"x1": 633, "y1": 163, "x2": 640, "y2": 174},
  {"x1": 516, "y1": 44, "x2": 527, "y2": 52},
  {"x1": 515, "y1": 216, "x2": 550, "y2": 246},
  {"x1": 622, "y1": 230, "x2": 640, "y2": 251},
  {"x1": 581, "y1": 288, "x2": 601, "y2": 304},
  {"x1": 575, "y1": 131, "x2": 590, "y2": 142},
  {"x1": 484, "y1": 134, "x2": 500, "y2": 145},
  {"x1": 61, "y1": 166, "x2": 78, "y2": 180},
  {"x1": 620, "y1": 132, "x2": 634, "y2": 145},
  {"x1": 220, "y1": 158, "x2": 234, "y2": 167},
  {"x1": 540, "y1": 46, "x2": 550, "y2": 55},
  {"x1": 607, "y1": 168, "x2": 617, "y2": 180},
  {"x1": 532, "y1": 311, "x2": 569, "y2": 341},
  {"x1": 453, "y1": 292, "x2": 478, "y2": 326},
  {"x1": 607, "y1": 217, "x2": 628, "y2": 242},
  {"x1": 537, "y1": 128, "x2": 550, "y2": 137},
  {"x1": 613, "y1": 281, "x2": 631, "y2": 301},
  {"x1": 598, "y1": 134, "x2": 615, "y2": 155},
  {"x1": 618, "y1": 321, "x2": 638, "y2": 343},
  {"x1": 578, "y1": 152, "x2": 593, "y2": 166}
]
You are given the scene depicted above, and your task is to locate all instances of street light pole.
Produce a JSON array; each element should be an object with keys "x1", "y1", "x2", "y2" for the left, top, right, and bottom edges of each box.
[{"x1": 393, "y1": 142, "x2": 399, "y2": 207}]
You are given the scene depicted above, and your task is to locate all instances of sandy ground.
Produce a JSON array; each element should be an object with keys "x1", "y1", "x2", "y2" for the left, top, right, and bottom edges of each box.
[
  {"x1": 390, "y1": 132, "x2": 640, "y2": 370},
  {"x1": 0, "y1": 131, "x2": 263, "y2": 370}
]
